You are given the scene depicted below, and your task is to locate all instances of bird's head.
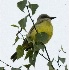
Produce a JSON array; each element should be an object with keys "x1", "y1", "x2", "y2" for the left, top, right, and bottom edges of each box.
[{"x1": 37, "y1": 14, "x2": 56, "y2": 21}]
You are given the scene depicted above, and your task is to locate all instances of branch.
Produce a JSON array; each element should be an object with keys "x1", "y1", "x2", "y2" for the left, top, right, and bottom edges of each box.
[
  {"x1": 39, "y1": 52, "x2": 55, "y2": 69},
  {"x1": 39, "y1": 53, "x2": 49, "y2": 61},
  {"x1": 56, "y1": 59, "x2": 61, "y2": 67},
  {"x1": 16, "y1": 28, "x2": 22, "y2": 36},
  {"x1": 51, "y1": 64, "x2": 55, "y2": 70},
  {"x1": 44, "y1": 47, "x2": 50, "y2": 61},
  {"x1": 26, "y1": 5, "x2": 38, "y2": 33},
  {"x1": 44, "y1": 47, "x2": 55, "y2": 69},
  {"x1": 0, "y1": 59, "x2": 12, "y2": 68}
]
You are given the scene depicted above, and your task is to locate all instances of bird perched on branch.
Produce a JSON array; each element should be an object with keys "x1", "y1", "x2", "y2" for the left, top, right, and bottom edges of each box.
[{"x1": 11, "y1": 14, "x2": 56, "y2": 61}]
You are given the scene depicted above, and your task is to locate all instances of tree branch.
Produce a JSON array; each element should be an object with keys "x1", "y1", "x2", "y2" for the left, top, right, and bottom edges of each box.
[
  {"x1": 44, "y1": 47, "x2": 55, "y2": 69},
  {"x1": 39, "y1": 53, "x2": 49, "y2": 61},
  {"x1": 44, "y1": 47, "x2": 50, "y2": 61},
  {"x1": 26, "y1": 5, "x2": 38, "y2": 33},
  {"x1": 16, "y1": 28, "x2": 22, "y2": 36},
  {"x1": 0, "y1": 59, "x2": 12, "y2": 68}
]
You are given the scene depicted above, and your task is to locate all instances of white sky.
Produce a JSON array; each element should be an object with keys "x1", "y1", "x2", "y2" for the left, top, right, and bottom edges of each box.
[{"x1": 0, "y1": 0, "x2": 69, "y2": 70}]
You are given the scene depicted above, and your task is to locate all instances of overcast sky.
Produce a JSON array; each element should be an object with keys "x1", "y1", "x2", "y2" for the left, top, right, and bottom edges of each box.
[{"x1": 0, "y1": 0, "x2": 69, "y2": 70}]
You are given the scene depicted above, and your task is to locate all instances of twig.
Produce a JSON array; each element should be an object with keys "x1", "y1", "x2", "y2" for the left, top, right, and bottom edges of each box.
[
  {"x1": 0, "y1": 59, "x2": 12, "y2": 68},
  {"x1": 57, "y1": 59, "x2": 61, "y2": 67},
  {"x1": 39, "y1": 53, "x2": 49, "y2": 61},
  {"x1": 19, "y1": 65, "x2": 22, "y2": 69},
  {"x1": 26, "y1": 5, "x2": 38, "y2": 33},
  {"x1": 44, "y1": 47, "x2": 55, "y2": 69},
  {"x1": 45, "y1": 47, "x2": 50, "y2": 61},
  {"x1": 16, "y1": 28, "x2": 22, "y2": 36},
  {"x1": 39, "y1": 52, "x2": 55, "y2": 69},
  {"x1": 51, "y1": 64, "x2": 55, "y2": 70}
]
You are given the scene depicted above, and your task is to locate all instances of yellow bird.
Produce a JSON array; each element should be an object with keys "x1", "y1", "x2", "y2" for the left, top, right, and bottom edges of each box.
[{"x1": 11, "y1": 14, "x2": 56, "y2": 61}]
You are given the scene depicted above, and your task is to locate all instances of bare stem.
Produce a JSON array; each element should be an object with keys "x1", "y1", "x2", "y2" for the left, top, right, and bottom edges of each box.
[
  {"x1": 0, "y1": 59, "x2": 12, "y2": 68},
  {"x1": 39, "y1": 53, "x2": 49, "y2": 61},
  {"x1": 44, "y1": 47, "x2": 55, "y2": 69},
  {"x1": 26, "y1": 5, "x2": 38, "y2": 33},
  {"x1": 16, "y1": 28, "x2": 22, "y2": 36},
  {"x1": 44, "y1": 47, "x2": 50, "y2": 61}
]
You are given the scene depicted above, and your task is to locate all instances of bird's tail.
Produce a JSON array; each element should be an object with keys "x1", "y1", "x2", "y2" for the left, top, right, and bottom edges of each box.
[{"x1": 11, "y1": 38, "x2": 33, "y2": 62}]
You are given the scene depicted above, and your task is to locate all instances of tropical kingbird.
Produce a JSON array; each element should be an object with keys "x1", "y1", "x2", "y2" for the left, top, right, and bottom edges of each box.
[{"x1": 11, "y1": 14, "x2": 56, "y2": 61}]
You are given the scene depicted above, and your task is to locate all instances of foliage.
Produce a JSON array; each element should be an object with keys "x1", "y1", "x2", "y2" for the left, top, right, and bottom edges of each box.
[
  {"x1": 0, "y1": 67, "x2": 4, "y2": 70},
  {"x1": 11, "y1": 0, "x2": 39, "y2": 69},
  {"x1": 28, "y1": 1, "x2": 39, "y2": 15},
  {"x1": 35, "y1": 32, "x2": 49, "y2": 43},
  {"x1": 18, "y1": 15, "x2": 28, "y2": 30},
  {"x1": 16, "y1": 45, "x2": 24, "y2": 59}
]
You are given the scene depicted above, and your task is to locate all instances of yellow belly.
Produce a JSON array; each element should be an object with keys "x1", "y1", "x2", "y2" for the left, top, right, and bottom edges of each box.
[{"x1": 28, "y1": 20, "x2": 53, "y2": 44}]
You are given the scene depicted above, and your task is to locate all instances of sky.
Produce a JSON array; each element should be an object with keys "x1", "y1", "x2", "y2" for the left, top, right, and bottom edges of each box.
[{"x1": 0, "y1": 0, "x2": 69, "y2": 70}]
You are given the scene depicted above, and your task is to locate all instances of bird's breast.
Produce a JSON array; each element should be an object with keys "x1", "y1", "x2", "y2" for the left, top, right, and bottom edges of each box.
[{"x1": 27, "y1": 20, "x2": 53, "y2": 44}]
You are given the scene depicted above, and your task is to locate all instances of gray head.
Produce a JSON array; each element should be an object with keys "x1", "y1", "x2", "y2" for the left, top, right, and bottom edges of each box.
[{"x1": 37, "y1": 14, "x2": 56, "y2": 21}]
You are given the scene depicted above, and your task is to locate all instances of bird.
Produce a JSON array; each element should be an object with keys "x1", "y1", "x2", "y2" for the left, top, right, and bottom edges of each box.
[{"x1": 11, "y1": 14, "x2": 56, "y2": 61}]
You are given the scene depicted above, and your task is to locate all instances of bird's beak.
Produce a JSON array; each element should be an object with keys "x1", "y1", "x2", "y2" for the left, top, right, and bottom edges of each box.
[{"x1": 50, "y1": 17, "x2": 56, "y2": 20}]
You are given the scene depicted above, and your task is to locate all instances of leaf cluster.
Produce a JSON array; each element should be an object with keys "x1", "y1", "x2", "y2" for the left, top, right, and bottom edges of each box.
[{"x1": 11, "y1": 0, "x2": 40, "y2": 69}]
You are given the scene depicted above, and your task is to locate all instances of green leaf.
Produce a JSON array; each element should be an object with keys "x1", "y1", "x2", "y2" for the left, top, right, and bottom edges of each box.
[
  {"x1": 11, "y1": 24, "x2": 19, "y2": 28},
  {"x1": 33, "y1": 51, "x2": 38, "y2": 60},
  {"x1": 65, "y1": 65, "x2": 68, "y2": 70},
  {"x1": 35, "y1": 32, "x2": 49, "y2": 44},
  {"x1": 0, "y1": 67, "x2": 4, "y2": 70},
  {"x1": 11, "y1": 68, "x2": 21, "y2": 70},
  {"x1": 47, "y1": 61, "x2": 52, "y2": 66},
  {"x1": 24, "y1": 64, "x2": 31, "y2": 69},
  {"x1": 18, "y1": 15, "x2": 28, "y2": 30},
  {"x1": 17, "y1": 0, "x2": 27, "y2": 11},
  {"x1": 34, "y1": 44, "x2": 40, "y2": 51},
  {"x1": 47, "y1": 61, "x2": 55, "y2": 70},
  {"x1": 16, "y1": 45, "x2": 24, "y2": 59},
  {"x1": 29, "y1": 56, "x2": 36, "y2": 66},
  {"x1": 25, "y1": 49, "x2": 33, "y2": 60},
  {"x1": 28, "y1": 2, "x2": 39, "y2": 15},
  {"x1": 58, "y1": 56, "x2": 66, "y2": 64},
  {"x1": 34, "y1": 42, "x2": 45, "y2": 52},
  {"x1": 37, "y1": 42, "x2": 45, "y2": 52},
  {"x1": 48, "y1": 66, "x2": 55, "y2": 70},
  {"x1": 28, "y1": 51, "x2": 38, "y2": 66},
  {"x1": 13, "y1": 36, "x2": 19, "y2": 45}
]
